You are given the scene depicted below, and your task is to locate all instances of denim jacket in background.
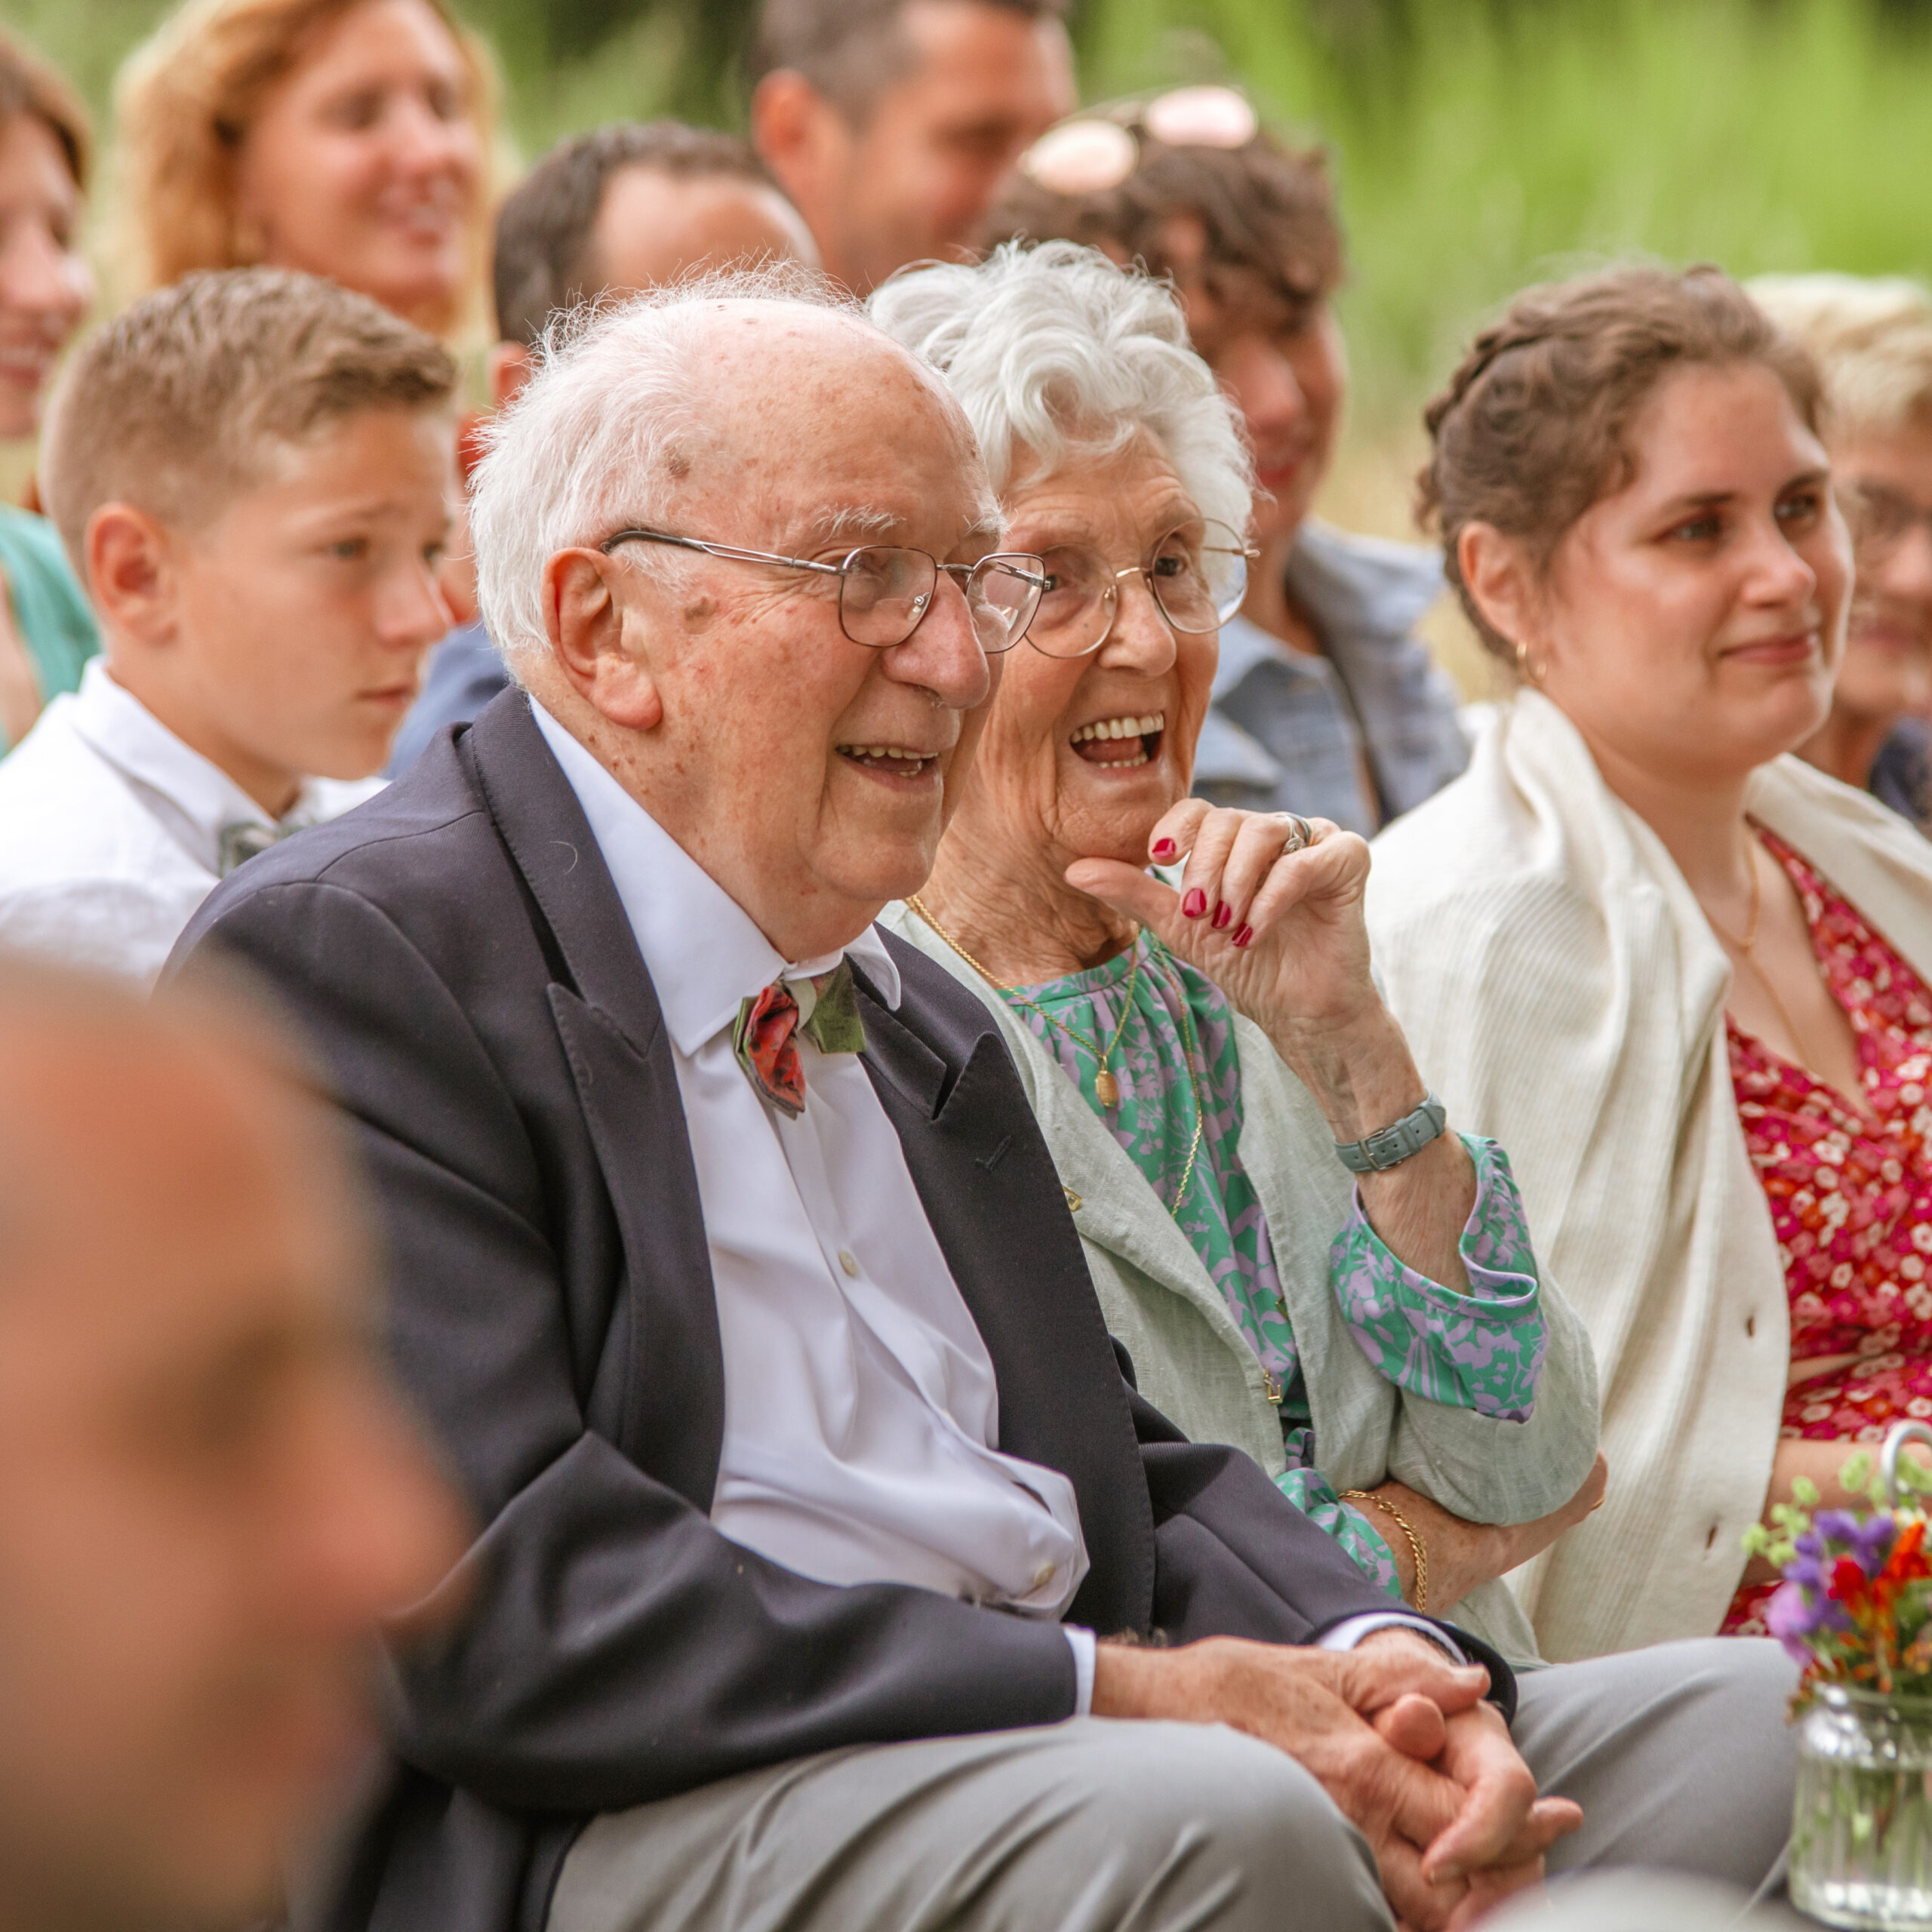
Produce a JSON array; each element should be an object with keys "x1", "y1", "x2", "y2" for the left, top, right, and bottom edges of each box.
[{"x1": 1192, "y1": 521, "x2": 1470, "y2": 837}]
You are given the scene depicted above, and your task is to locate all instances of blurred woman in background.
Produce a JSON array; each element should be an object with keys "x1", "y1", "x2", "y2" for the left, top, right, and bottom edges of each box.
[
  {"x1": 112, "y1": 0, "x2": 495, "y2": 340},
  {"x1": 1754, "y1": 275, "x2": 1932, "y2": 829},
  {"x1": 0, "y1": 29, "x2": 97, "y2": 754},
  {"x1": 1365, "y1": 264, "x2": 1932, "y2": 1663},
  {"x1": 986, "y1": 91, "x2": 1468, "y2": 838}
]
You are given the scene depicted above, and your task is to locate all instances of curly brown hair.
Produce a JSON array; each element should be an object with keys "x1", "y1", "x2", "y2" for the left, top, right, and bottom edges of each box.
[
  {"x1": 983, "y1": 129, "x2": 1342, "y2": 328},
  {"x1": 1419, "y1": 263, "x2": 1823, "y2": 665}
]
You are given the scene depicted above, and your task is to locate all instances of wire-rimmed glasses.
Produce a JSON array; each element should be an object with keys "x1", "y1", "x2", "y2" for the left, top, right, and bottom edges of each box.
[
  {"x1": 1023, "y1": 518, "x2": 1257, "y2": 660},
  {"x1": 1838, "y1": 481, "x2": 1932, "y2": 565},
  {"x1": 598, "y1": 527, "x2": 1048, "y2": 654}
]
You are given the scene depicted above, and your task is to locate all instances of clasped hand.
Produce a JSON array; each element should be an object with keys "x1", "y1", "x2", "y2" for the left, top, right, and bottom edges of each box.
[{"x1": 1091, "y1": 1632, "x2": 1581, "y2": 1930}]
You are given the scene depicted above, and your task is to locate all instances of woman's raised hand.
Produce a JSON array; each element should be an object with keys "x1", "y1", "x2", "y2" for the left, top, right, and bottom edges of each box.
[{"x1": 1065, "y1": 799, "x2": 1380, "y2": 1046}]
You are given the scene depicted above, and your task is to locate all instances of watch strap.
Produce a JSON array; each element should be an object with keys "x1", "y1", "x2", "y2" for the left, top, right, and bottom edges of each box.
[{"x1": 1334, "y1": 1091, "x2": 1448, "y2": 1174}]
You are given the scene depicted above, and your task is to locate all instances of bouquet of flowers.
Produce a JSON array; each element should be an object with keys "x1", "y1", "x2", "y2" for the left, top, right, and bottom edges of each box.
[{"x1": 1745, "y1": 1448, "x2": 1932, "y2": 1700}]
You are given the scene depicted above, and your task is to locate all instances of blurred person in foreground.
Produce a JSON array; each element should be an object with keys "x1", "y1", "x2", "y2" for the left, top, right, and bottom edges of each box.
[
  {"x1": 111, "y1": 0, "x2": 495, "y2": 340},
  {"x1": 0, "y1": 29, "x2": 98, "y2": 755},
  {"x1": 988, "y1": 92, "x2": 1467, "y2": 836},
  {"x1": 0, "y1": 953, "x2": 461, "y2": 1932},
  {"x1": 177, "y1": 267, "x2": 1795, "y2": 1932},
  {"x1": 1753, "y1": 274, "x2": 1932, "y2": 828},
  {"x1": 749, "y1": 0, "x2": 1074, "y2": 295},
  {"x1": 0, "y1": 269, "x2": 455, "y2": 983},
  {"x1": 388, "y1": 121, "x2": 818, "y2": 771},
  {"x1": 1364, "y1": 266, "x2": 1932, "y2": 1663},
  {"x1": 871, "y1": 241, "x2": 1604, "y2": 1668}
]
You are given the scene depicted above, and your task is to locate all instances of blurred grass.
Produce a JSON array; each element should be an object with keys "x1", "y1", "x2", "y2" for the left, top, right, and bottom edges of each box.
[{"x1": 5, "y1": 0, "x2": 1930, "y2": 678}]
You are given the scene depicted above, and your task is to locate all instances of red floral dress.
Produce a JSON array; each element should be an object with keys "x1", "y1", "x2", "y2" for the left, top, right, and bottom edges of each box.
[{"x1": 1724, "y1": 831, "x2": 1932, "y2": 1635}]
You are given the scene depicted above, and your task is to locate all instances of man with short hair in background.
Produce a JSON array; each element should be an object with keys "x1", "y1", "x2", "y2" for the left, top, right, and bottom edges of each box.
[
  {"x1": 748, "y1": 0, "x2": 1075, "y2": 295},
  {"x1": 390, "y1": 121, "x2": 818, "y2": 770},
  {"x1": 0, "y1": 955, "x2": 462, "y2": 1932}
]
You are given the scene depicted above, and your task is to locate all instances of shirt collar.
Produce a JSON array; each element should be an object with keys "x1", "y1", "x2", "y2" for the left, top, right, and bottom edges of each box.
[
  {"x1": 529, "y1": 700, "x2": 900, "y2": 1056},
  {"x1": 66, "y1": 660, "x2": 327, "y2": 862}
]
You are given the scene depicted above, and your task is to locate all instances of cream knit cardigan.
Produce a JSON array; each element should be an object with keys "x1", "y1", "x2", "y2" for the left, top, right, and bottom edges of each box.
[{"x1": 1366, "y1": 691, "x2": 1932, "y2": 1661}]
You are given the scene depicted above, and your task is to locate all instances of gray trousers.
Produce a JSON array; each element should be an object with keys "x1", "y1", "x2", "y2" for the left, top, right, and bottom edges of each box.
[{"x1": 548, "y1": 1638, "x2": 1799, "y2": 1932}]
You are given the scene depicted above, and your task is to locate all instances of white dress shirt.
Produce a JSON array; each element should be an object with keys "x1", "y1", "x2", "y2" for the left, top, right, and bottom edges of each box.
[
  {"x1": 531, "y1": 706, "x2": 1097, "y2": 1690},
  {"x1": 0, "y1": 660, "x2": 380, "y2": 984}
]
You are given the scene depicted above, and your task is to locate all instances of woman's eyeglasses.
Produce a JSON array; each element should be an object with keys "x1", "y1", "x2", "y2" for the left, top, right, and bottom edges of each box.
[
  {"x1": 1839, "y1": 481, "x2": 1932, "y2": 565},
  {"x1": 1019, "y1": 87, "x2": 1260, "y2": 198},
  {"x1": 1023, "y1": 519, "x2": 1257, "y2": 660},
  {"x1": 598, "y1": 528, "x2": 1048, "y2": 654}
]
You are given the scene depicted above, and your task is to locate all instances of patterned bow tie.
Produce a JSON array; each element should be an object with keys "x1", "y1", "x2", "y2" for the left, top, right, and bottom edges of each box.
[
  {"x1": 733, "y1": 958, "x2": 868, "y2": 1118},
  {"x1": 217, "y1": 820, "x2": 297, "y2": 877}
]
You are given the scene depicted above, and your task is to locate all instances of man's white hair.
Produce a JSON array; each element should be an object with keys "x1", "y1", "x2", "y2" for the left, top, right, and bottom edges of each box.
[
  {"x1": 867, "y1": 240, "x2": 1254, "y2": 541},
  {"x1": 470, "y1": 264, "x2": 870, "y2": 673}
]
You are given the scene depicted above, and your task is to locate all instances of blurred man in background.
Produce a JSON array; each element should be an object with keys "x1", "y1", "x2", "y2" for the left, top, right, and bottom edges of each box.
[
  {"x1": 749, "y1": 0, "x2": 1074, "y2": 294},
  {"x1": 390, "y1": 121, "x2": 817, "y2": 769},
  {"x1": 0, "y1": 955, "x2": 461, "y2": 1932}
]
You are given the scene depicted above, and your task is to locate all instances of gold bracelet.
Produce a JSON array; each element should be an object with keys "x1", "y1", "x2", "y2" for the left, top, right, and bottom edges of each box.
[{"x1": 1340, "y1": 1489, "x2": 1429, "y2": 1613}]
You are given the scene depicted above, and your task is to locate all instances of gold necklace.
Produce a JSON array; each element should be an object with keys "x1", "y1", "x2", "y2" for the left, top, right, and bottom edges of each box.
[
  {"x1": 1701, "y1": 835, "x2": 1813, "y2": 1067},
  {"x1": 906, "y1": 894, "x2": 1205, "y2": 1210}
]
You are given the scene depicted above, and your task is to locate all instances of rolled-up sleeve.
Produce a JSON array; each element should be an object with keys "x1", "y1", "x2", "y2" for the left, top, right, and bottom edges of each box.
[{"x1": 1327, "y1": 1136, "x2": 1544, "y2": 1421}]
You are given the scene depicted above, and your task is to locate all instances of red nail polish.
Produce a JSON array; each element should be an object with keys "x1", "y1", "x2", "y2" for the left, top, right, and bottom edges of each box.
[
  {"x1": 1211, "y1": 902, "x2": 1232, "y2": 931},
  {"x1": 1152, "y1": 838, "x2": 1177, "y2": 860},
  {"x1": 1182, "y1": 888, "x2": 1206, "y2": 919},
  {"x1": 1233, "y1": 923, "x2": 1254, "y2": 948}
]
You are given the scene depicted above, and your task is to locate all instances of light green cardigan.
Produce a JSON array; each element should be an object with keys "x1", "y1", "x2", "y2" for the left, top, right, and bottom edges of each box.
[{"x1": 881, "y1": 901, "x2": 1602, "y2": 1666}]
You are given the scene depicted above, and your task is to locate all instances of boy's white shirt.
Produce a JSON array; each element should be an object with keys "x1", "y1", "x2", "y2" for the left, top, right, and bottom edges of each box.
[{"x1": 0, "y1": 659, "x2": 382, "y2": 985}]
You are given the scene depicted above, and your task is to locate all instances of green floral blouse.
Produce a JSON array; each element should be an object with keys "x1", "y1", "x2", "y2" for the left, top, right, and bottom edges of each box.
[{"x1": 1011, "y1": 932, "x2": 1546, "y2": 1598}]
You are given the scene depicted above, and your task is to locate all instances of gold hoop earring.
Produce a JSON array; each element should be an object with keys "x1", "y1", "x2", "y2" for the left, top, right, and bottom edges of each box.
[{"x1": 1512, "y1": 637, "x2": 1546, "y2": 685}]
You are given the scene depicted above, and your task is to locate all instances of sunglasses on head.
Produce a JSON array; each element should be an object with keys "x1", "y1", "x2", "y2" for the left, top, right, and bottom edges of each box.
[{"x1": 1019, "y1": 87, "x2": 1260, "y2": 198}]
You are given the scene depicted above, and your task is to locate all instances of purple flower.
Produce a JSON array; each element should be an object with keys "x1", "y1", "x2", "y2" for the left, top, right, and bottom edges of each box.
[
  {"x1": 1767, "y1": 1580, "x2": 1832, "y2": 1665},
  {"x1": 1811, "y1": 1511, "x2": 1899, "y2": 1578}
]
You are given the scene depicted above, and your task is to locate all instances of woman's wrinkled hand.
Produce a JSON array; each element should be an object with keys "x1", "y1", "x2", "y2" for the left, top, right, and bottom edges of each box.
[{"x1": 1065, "y1": 799, "x2": 1380, "y2": 1045}]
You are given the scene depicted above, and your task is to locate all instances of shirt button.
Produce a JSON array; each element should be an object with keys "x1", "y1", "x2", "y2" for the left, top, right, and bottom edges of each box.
[
  {"x1": 1032, "y1": 1561, "x2": 1057, "y2": 1589},
  {"x1": 838, "y1": 1250, "x2": 860, "y2": 1278}
]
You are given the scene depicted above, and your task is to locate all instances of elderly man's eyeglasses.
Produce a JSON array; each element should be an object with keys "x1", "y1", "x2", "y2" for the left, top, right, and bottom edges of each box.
[
  {"x1": 1840, "y1": 481, "x2": 1932, "y2": 564},
  {"x1": 1025, "y1": 519, "x2": 1257, "y2": 660},
  {"x1": 598, "y1": 527, "x2": 1048, "y2": 654}
]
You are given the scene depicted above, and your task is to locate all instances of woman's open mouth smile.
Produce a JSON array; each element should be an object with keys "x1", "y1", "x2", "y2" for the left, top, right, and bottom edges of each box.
[{"x1": 1069, "y1": 711, "x2": 1166, "y2": 771}]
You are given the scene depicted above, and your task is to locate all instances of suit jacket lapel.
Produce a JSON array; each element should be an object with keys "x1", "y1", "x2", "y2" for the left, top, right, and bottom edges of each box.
[
  {"x1": 860, "y1": 938, "x2": 1156, "y2": 1638},
  {"x1": 463, "y1": 692, "x2": 724, "y2": 1507}
]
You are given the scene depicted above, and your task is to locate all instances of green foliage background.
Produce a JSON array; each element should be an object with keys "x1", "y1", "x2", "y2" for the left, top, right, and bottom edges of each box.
[{"x1": 8, "y1": 0, "x2": 1931, "y2": 509}]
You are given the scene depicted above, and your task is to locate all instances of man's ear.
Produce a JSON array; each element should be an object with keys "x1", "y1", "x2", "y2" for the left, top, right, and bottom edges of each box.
[
  {"x1": 544, "y1": 548, "x2": 663, "y2": 732},
  {"x1": 86, "y1": 503, "x2": 180, "y2": 648},
  {"x1": 1457, "y1": 521, "x2": 1544, "y2": 660},
  {"x1": 750, "y1": 69, "x2": 840, "y2": 208},
  {"x1": 488, "y1": 342, "x2": 534, "y2": 414}
]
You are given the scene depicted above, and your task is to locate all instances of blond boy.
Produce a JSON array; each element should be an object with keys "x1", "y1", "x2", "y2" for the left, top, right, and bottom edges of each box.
[{"x1": 0, "y1": 269, "x2": 457, "y2": 982}]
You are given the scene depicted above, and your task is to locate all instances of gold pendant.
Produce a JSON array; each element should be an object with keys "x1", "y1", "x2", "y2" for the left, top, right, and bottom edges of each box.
[{"x1": 1095, "y1": 1067, "x2": 1119, "y2": 1109}]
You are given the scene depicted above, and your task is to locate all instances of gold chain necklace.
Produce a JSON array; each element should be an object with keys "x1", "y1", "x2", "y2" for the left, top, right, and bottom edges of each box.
[
  {"x1": 1701, "y1": 835, "x2": 1814, "y2": 1066},
  {"x1": 906, "y1": 894, "x2": 1205, "y2": 1211}
]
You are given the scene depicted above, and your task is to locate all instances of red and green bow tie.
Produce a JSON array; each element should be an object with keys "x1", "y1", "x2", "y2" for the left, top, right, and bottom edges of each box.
[{"x1": 732, "y1": 958, "x2": 868, "y2": 1118}]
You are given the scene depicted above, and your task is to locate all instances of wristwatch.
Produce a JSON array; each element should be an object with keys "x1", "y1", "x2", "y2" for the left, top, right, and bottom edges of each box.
[{"x1": 1334, "y1": 1091, "x2": 1448, "y2": 1174}]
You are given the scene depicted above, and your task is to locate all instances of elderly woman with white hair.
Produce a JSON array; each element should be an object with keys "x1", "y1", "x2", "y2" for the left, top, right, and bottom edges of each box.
[
  {"x1": 1752, "y1": 275, "x2": 1932, "y2": 826},
  {"x1": 869, "y1": 242, "x2": 1604, "y2": 1663}
]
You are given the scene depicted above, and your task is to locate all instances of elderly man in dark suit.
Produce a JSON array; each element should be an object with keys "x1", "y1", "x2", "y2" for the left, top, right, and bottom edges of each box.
[{"x1": 173, "y1": 272, "x2": 1799, "y2": 1932}]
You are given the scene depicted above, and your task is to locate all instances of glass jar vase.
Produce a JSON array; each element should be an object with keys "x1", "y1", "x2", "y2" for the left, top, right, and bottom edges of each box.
[{"x1": 1794, "y1": 1684, "x2": 1932, "y2": 1928}]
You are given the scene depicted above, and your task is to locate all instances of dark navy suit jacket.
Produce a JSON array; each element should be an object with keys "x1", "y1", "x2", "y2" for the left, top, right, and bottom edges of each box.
[{"x1": 171, "y1": 691, "x2": 1509, "y2": 1932}]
